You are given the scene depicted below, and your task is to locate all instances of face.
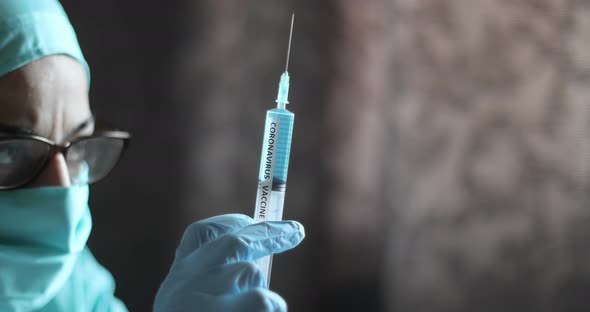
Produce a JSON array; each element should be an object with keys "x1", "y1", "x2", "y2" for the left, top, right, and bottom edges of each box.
[{"x1": 0, "y1": 55, "x2": 93, "y2": 187}]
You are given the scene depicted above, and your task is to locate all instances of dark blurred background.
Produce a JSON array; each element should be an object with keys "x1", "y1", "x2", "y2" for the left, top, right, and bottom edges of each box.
[
  {"x1": 60, "y1": 1, "x2": 387, "y2": 311},
  {"x1": 60, "y1": 0, "x2": 590, "y2": 311}
]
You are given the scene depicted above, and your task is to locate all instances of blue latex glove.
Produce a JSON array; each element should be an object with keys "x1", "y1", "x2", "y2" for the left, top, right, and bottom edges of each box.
[{"x1": 154, "y1": 214, "x2": 305, "y2": 312}]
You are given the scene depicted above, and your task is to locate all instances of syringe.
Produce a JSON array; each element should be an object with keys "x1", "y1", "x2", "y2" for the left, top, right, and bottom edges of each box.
[{"x1": 253, "y1": 13, "x2": 295, "y2": 286}]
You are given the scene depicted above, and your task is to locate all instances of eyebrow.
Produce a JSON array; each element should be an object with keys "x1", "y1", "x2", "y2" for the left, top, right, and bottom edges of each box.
[
  {"x1": 0, "y1": 123, "x2": 35, "y2": 135},
  {"x1": 64, "y1": 116, "x2": 95, "y2": 141},
  {"x1": 0, "y1": 116, "x2": 95, "y2": 140}
]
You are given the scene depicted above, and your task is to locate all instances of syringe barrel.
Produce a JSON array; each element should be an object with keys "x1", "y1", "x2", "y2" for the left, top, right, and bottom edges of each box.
[
  {"x1": 253, "y1": 108, "x2": 294, "y2": 221},
  {"x1": 253, "y1": 107, "x2": 294, "y2": 285}
]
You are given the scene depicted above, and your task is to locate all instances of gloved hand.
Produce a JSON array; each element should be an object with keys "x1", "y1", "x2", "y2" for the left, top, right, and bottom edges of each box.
[{"x1": 153, "y1": 214, "x2": 305, "y2": 312}]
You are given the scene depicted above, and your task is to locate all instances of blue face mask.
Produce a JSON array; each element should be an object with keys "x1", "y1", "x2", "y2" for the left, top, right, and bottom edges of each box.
[{"x1": 0, "y1": 185, "x2": 92, "y2": 311}]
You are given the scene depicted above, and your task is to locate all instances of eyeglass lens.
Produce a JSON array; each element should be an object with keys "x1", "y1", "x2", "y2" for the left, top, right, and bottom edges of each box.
[
  {"x1": 0, "y1": 139, "x2": 51, "y2": 187},
  {"x1": 66, "y1": 137, "x2": 124, "y2": 185},
  {"x1": 0, "y1": 136, "x2": 125, "y2": 188}
]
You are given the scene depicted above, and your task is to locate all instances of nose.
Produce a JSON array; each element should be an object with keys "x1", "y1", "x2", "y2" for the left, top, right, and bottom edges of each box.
[{"x1": 27, "y1": 153, "x2": 71, "y2": 187}]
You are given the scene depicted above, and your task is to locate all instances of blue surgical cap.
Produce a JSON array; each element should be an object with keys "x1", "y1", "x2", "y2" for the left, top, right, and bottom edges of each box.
[{"x1": 0, "y1": 0, "x2": 90, "y2": 82}]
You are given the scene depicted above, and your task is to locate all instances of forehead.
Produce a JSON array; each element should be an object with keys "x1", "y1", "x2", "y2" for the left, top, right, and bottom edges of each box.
[{"x1": 0, "y1": 55, "x2": 91, "y2": 141}]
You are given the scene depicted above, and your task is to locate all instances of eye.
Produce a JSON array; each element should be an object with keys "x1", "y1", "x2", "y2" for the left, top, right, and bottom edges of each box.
[
  {"x1": 0, "y1": 143, "x2": 20, "y2": 165},
  {"x1": 0, "y1": 139, "x2": 52, "y2": 169}
]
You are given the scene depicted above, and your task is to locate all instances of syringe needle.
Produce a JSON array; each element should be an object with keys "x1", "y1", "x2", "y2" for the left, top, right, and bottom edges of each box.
[
  {"x1": 285, "y1": 13, "x2": 294, "y2": 72},
  {"x1": 276, "y1": 13, "x2": 294, "y2": 107}
]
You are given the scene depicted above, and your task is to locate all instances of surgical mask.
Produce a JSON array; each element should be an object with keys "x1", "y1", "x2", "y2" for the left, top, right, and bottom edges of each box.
[{"x1": 0, "y1": 185, "x2": 92, "y2": 311}]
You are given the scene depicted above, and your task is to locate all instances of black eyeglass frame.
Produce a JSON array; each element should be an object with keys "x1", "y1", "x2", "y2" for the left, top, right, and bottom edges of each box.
[{"x1": 0, "y1": 130, "x2": 131, "y2": 190}]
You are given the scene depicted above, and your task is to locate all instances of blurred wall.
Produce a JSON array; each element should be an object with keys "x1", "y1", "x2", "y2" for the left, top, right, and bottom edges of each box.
[{"x1": 386, "y1": 1, "x2": 590, "y2": 311}]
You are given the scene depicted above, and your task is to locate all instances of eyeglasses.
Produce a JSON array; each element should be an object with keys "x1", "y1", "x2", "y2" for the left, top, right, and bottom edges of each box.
[{"x1": 0, "y1": 130, "x2": 131, "y2": 190}]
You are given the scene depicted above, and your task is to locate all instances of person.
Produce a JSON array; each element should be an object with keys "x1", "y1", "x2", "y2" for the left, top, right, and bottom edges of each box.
[{"x1": 0, "y1": 0, "x2": 305, "y2": 311}]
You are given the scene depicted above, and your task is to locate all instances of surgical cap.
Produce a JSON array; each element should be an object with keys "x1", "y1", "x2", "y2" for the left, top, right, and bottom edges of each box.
[{"x1": 0, "y1": 0, "x2": 89, "y2": 82}]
